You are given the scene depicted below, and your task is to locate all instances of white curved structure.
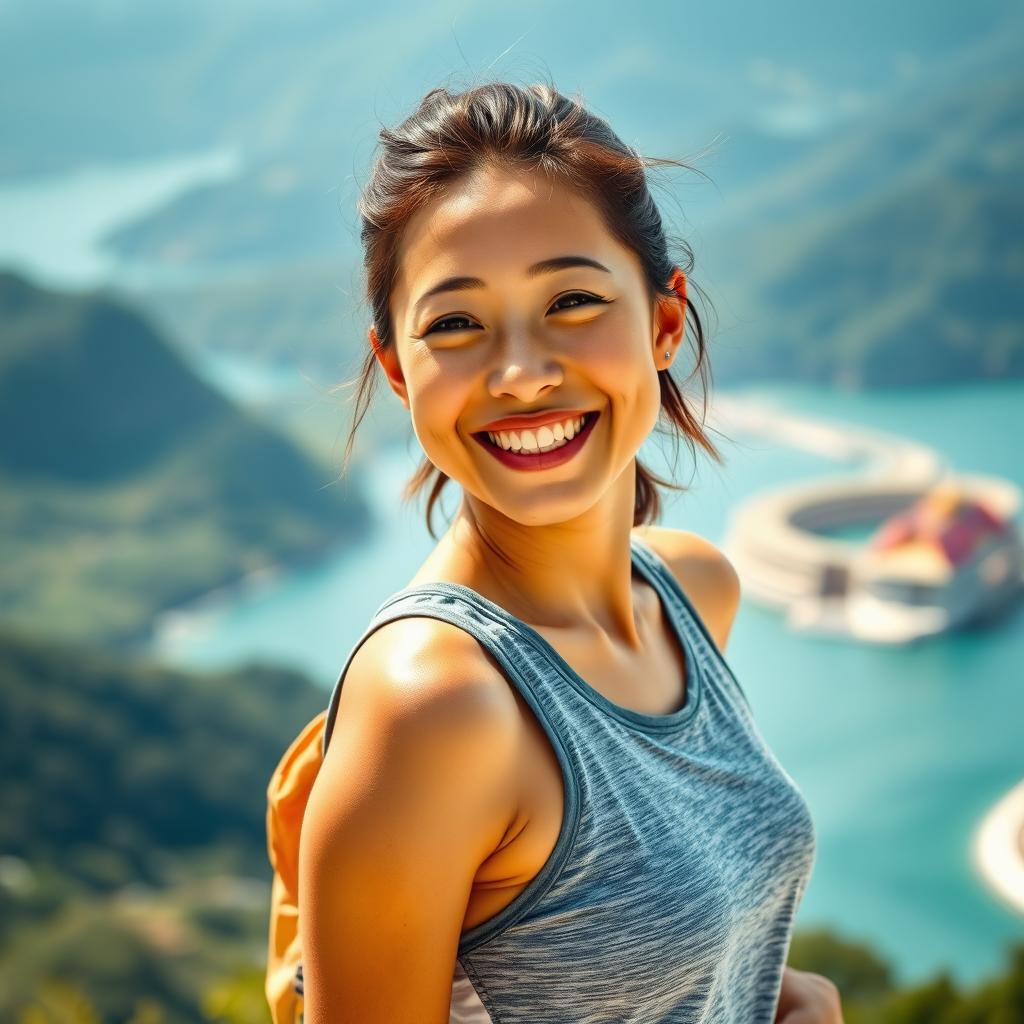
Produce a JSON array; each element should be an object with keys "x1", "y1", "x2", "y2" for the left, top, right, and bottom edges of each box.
[
  {"x1": 972, "y1": 779, "x2": 1024, "y2": 916},
  {"x1": 710, "y1": 395, "x2": 1024, "y2": 643}
]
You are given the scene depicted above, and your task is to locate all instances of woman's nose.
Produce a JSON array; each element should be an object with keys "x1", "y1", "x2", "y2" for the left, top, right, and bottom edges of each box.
[{"x1": 487, "y1": 339, "x2": 563, "y2": 400}]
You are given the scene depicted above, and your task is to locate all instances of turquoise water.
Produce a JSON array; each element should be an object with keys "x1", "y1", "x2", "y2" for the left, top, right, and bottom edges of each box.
[
  {"x1": 679, "y1": 382, "x2": 1024, "y2": 989},
  {"x1": 0, "y1": 146, "x2": 240, "y2": 289},
  {"x1": 811, "y1": 522, "x2": 887, "y2": 543},
  {"x1": 151, "y1": 375, "x2": 1024, "y2": 991}
]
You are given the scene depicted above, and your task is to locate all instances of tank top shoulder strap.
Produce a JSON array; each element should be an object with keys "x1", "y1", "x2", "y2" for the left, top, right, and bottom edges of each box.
[
  {"x1": 323, "y1": 534, "x2": 753, "y2": 756},
  {"x1": 321, "y1": 580, "x2": 550, "y2": 756},
  {"x1": 629, "y1": 534, "x2": 755, "y2": 714}
]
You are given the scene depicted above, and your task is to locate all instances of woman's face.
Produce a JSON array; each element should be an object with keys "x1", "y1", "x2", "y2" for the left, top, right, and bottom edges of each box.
[{"x1": 380, "y1": 162, "x2": 685, "y2": 528}]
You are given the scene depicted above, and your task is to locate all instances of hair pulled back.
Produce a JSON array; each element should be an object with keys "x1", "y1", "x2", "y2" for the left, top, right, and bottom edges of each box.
[{"x1": 336, "y1": 75, "x2": 725, "y2": 539}]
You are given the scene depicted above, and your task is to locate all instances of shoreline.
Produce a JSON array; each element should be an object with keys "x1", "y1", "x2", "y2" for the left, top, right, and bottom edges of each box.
[{"x1": 972, "y1": 778, "x2": 1024, "y2": 917}]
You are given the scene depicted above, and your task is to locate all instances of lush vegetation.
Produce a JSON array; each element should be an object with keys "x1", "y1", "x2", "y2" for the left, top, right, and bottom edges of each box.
[
  {"x1": 706, "y1": 68, "x2": 1024, "y2": 389},
  {"x1": 0, "y1": 623, "x2": 326, "y2": 1024},
  {"x1": 787, "y1": 928, "x2": 1024, "y2": 1023},
  {"x1": 0, "y1": 270, "x2": 371, "y2": 648}
]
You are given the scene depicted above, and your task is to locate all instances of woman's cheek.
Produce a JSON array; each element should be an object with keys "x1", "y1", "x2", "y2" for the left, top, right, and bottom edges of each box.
[{"x1": 411, "y1": 387, "x2": 472, "y2": 472}]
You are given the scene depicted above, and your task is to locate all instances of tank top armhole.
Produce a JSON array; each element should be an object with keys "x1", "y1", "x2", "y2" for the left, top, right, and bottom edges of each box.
[
  {"x1": 452, "y1": 622, "x2": 584, "y2": 958},
  {"x1": 629, "y1": 535, "x2": 756, "y2": 715},
  {"x1": 319, "y1": 591, "x2": 585, "y2": 960}
]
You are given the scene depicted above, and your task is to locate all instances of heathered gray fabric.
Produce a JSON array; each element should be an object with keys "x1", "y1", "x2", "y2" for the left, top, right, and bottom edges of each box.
[{"x1": 320, "y1": 535, "x2": 817, "y2": 1023}]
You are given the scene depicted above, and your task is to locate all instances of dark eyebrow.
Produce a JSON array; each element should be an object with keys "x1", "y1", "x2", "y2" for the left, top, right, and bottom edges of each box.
[{"x1": 412, "y1": 255, "x2": 611, "y2": 316}]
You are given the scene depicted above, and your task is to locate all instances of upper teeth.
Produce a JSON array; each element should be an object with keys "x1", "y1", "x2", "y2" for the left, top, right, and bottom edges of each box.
[{"x1": 487, "y1": 414, "x2": 588, "y2": 453}]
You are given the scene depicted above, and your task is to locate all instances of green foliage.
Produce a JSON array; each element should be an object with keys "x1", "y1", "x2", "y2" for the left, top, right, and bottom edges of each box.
[
  {"x1": 3, "y1": 901, "x2": 200, "y2": 1024},
  {"x1": 9, "y1": 920, "x2": 1024, "y2": 1024},
  {"x1": 17, "y1": 979, "x2": 103, "y2": 1024},
  {"x1": 788, "y1": 927, "x2": 1024, "y2": 1023},
  {"x1": 0, "y1": 624, "x2": 332, "y2": 1022},
  {"x1": 202, "y1": 966, "x2": 272, "y2": 1024},
  {"x1": 0, "y1": 623, "x2": 326, "y2": 887},
  {"x1": 0, "y1": 269, "x2": 372, "y2": 647},
  {"x1": 788, "y1": 924, "x2": 894, "y2": 1004}
]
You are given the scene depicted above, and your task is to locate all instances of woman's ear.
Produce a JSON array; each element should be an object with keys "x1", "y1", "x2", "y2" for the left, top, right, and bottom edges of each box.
[
  {"x1": 653, "y1": 269, "x2": 687, "y2": 363},
  {"x1": 668, "y1": 268, "x2": 687, "y2": 304},
  {"x1": 369, "y1": 326, "x2": 410, "y2": 409}
]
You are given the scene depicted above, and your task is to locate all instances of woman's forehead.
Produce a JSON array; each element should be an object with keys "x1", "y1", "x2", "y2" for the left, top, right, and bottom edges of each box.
[{"x1": 394, "y1": 174, "x2": 619, "y2": 301}]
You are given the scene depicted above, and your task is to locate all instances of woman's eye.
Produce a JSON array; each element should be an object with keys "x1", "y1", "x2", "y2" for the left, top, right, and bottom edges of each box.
[
  {"x1": 424, "y1": 292, "x2": 609, "y2": 335},
  {"x1": 551, "y1": 291, "x2": 607, "y2": 312},
  {"x1": 425, "y1": 314, "x2": 476, "y2": 334}
]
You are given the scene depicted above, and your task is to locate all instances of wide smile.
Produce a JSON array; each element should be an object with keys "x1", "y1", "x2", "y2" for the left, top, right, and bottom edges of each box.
[{"x1": 471, "y1": 410, "x2": 601, "y2": 472}]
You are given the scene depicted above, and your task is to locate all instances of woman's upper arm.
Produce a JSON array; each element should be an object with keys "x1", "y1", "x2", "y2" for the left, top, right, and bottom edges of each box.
[{"x1": 297, "y1": 626, "x2": 521, "y2": 1024}]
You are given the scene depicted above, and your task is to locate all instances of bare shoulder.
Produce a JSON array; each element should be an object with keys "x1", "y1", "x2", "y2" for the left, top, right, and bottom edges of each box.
[
  {"x1": 322, "y1": 613, "x2": 523, "y2": 833},
  {"x1": 317, "y1": 610, "x2": 524, "y2": 851},
  {"x1": 299, "y1": 617, "x2": 521, "y2": 1021},
  {"x1": 632, "y1": 525, "x2": 742, "y2": 654}
]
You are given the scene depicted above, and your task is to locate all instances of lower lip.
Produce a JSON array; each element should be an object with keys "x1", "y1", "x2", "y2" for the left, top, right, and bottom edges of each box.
[{"x1": 473, "y1": 412, "x2": 600, "y2": 472}]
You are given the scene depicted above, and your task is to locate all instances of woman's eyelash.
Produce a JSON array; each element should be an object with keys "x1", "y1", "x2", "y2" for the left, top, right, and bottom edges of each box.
[
  {"x1": 425, "y1": 292, "x2": 610, "y2": 334},
  {"x1": 425, "y1": 313, "x2": 476, "y2": 334},
  {"x1": 552, "y1": 291, "x2": 610, "y2": 312}
]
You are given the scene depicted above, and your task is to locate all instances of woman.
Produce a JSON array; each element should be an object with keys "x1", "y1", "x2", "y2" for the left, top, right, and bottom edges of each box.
[{"x1": 298, "y1": 78, "x2": 841, "y2": 1024}]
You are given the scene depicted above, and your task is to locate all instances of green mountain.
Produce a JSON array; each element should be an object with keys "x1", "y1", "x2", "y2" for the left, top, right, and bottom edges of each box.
[
  {"x1": 0, "y1": 623, "x2": 325, "y2": 893},
  {"x1": 0, "y1": 268, "x2": 371, "y2": 647},
  {"x1": 125, "y1": 62, "x2": 1024, "y2": 393},
  {"x1": 0, "y1": 622, "x2": 327, "y2": 1024},
  {"x1": 706, "y1": 67, "x2": 1024, "y2": 387},
  {"x1": 99, "y1": 153, "x2": 361, "y2": 271}
]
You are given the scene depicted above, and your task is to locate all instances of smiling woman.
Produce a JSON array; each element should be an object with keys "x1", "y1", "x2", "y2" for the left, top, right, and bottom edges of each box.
[
  {"x1": 266, "y1": 76, "x2": 827, "y2": 1024},
  {"x1": 366, "y1": 158, "x2": 721, "y2": 543},
  {"x1": 336, "y1": 89, "x2": 726, "y2": 540}
]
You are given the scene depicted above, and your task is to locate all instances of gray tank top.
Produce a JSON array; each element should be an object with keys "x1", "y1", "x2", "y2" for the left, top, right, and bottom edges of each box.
[{"x1": 312, "y1": 535, "x2": 817, "y2": 1023}]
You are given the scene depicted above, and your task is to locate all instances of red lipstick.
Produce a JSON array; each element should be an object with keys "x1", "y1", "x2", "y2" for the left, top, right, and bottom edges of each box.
[{"x1": 472, "y1": 411, "x2": 600, "y2": 472}]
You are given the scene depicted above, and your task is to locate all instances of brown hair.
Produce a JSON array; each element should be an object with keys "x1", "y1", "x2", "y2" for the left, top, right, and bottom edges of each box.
[{"x1": 334, "y1": 75, "x2": 727, "y2": 539}]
